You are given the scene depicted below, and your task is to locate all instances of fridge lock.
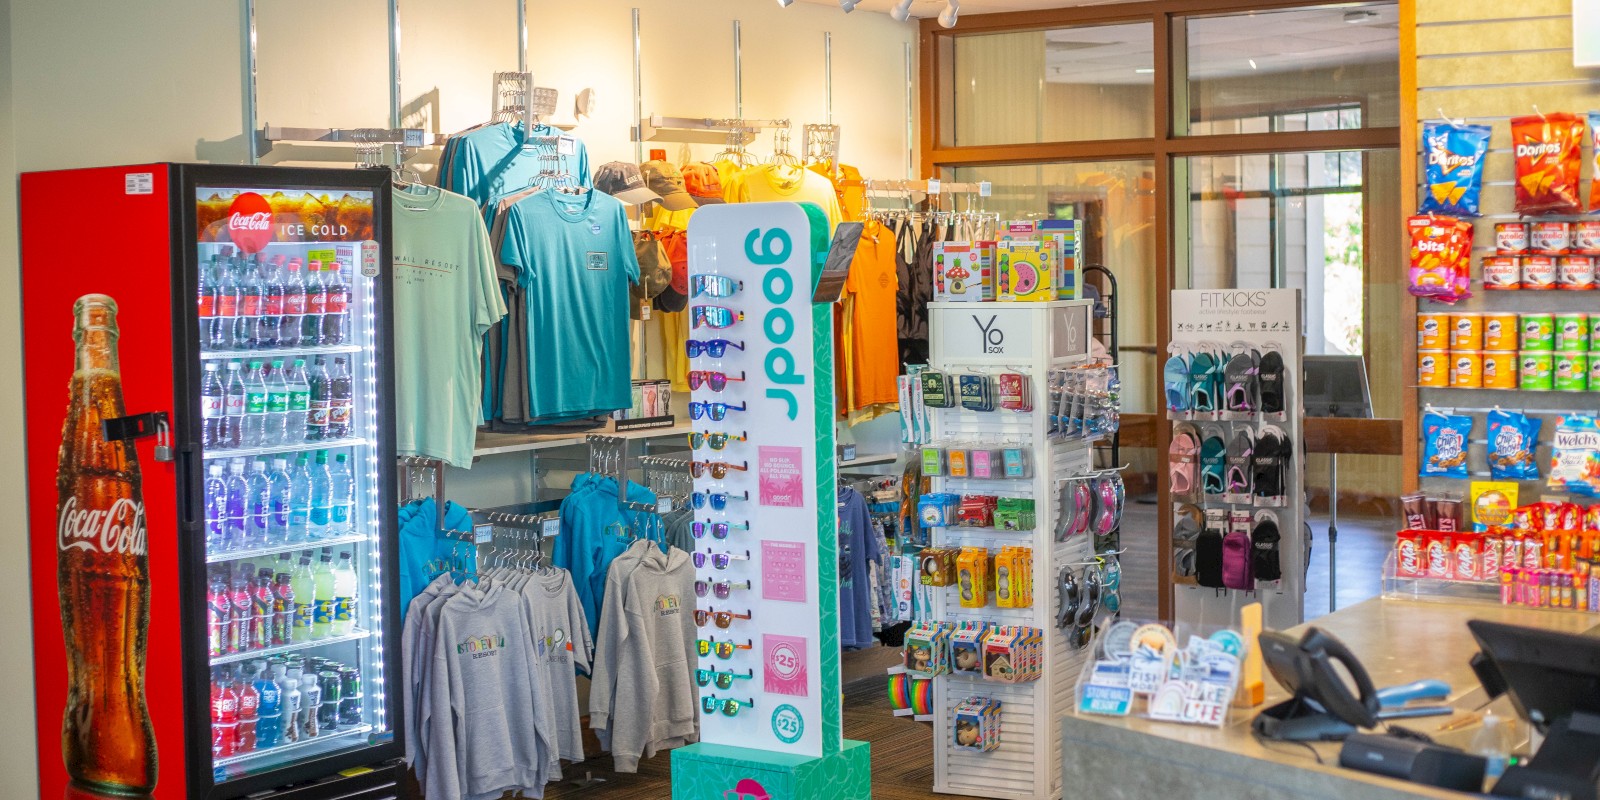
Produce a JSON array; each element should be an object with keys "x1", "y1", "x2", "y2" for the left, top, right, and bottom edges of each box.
[{"x1": 101, "y1": 411, "x2": 174, "y2": 461}]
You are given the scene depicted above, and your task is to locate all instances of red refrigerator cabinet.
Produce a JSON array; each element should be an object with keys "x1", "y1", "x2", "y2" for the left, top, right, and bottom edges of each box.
[{"x1": 22, "y1": 164, "x2": 405, "y2": 800}]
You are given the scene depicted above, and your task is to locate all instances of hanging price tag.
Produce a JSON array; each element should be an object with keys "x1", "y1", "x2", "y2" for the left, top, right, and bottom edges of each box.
[
  {"x1": 541, "y1": 517, "x2": 560, "y2": 539},
  {"x1": 927, "y1": 179, "x2": 942, "y2": 195},
  {"x1": 979, "y1": 181, "x2": 993, "y2": 198},
  {"x1": 558, "y1": 136, "x2": 578, "y2": 156},
  {"x1": 473, "y1": 523, "x2": 494, "y2": 544}
]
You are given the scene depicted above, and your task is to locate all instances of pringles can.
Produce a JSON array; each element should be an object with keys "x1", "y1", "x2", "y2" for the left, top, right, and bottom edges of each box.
[
  {"x1": 1418, "y1": 312, "x2": 1450, "y2": 349},
  {"x1": 1451, "y1": 313, "x2": 1483, "y2": 350},
  {"x1": 1451, "y1": 350, "x2": 1484, "y2": 388},
  {"x1": 1482, "y1": 352, "x2": 1517, "y2": 389},
  {"x1": 1483, "y1": 313, "x2": 1519, "y2": 351},
  {"x1": 1418, "y1": 350, "x2": 1450, "y2": 387},
  {"x1": 1555, "y1": 314, "x2": 1590, "y2": 352},
  {"x1": 1554, "y1": 353, "x2": 1590, "y2": 391},
  {"x1": 1522, "y1": 314, "x2": 1555, "y2": 350},
  {"x1": 1520, "y1": 351, "x2": 1555, "y2": 391}
]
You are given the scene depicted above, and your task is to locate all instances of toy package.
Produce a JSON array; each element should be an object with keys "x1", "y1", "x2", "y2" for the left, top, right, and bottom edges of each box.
[
  {"x1": 994, "y1": 497, "x2": 1037, "y2": 532},
  {"x1": 993, "y1": 546, "x2": 1033, "y2": 608},
  {"x1": 1420, "y1": 121, "x2": 1491, "y2": 216},
  {"x1": 952, "y1": 697, "x2": 1002, "y2": 752},
  {"x1": 1038, "y1": 219, "x2": 1081, "y2": 300},
  {"x1": 959, "y1": 373, "x2": 996, "y2": 411},
  {"x1": 919, "y1": 493, "x2": 960, "y2": 528},
  {"x1": 921, "y1": 445, "x2": 946, "y2": 477},
  {"x1": 950, "y1": 622, "x2": 990, "y2": 676},
  {"x1": 956, "y1": 547, "x2": 990, "y2": 608},
  {"x1": 932, "y1": 242, "x2": 988, "y2": 302},
  {"x1": 1549, "y1": 415, "x2": 1600, "y2": 496},
  {"x1": 1422, "y1": 410, "x2": 1473, "y2": 479},
  {"x1": 956, "y1": 494, "x2": 999, "y2": 528},
  {"x1": 1408, "y1": 215, "x2": 1475, "y2": 304},
  {"x1": 947, "y1": 446, "x2": 970, "y2": 478},
  {"x1": 1512, "y1": 112, "x2": 1585, "y2": 216},
  {"x1": 995, "y1": 239, "x2": 1057, "y2": 302},
  {"x1": 919, "y1": 546, "x2": 958, "y2": 586},
  {"x1": 1487, "y1": 409, "x2": 1542, "y2": 481},
  {"x1": 981, "y1": 626, "x2": 1042, "y2": 683},
  {"x1": 903, "y1": 621, "x2": 954, "y2": 677}
]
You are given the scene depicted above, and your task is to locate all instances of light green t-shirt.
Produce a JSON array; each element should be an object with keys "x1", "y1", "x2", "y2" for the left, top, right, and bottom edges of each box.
[{"x1": 392, "y1": 186, "x2": 507, "y2": 467}]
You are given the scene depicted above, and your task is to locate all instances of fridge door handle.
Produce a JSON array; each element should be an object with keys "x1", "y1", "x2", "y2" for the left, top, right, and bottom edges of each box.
[{"x1": 179, "y1": 443, "x2": 200, "y2": 528}]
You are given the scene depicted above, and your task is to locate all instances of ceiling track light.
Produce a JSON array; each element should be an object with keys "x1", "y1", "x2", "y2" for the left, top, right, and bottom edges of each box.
[
  {"x1": 840, "y1": 0, "x2": 859, "y2": 12},
  {"x1": 777, "y1": 0, "x2": 794, "y2": 6},
  {"x1": 890, "y1": 0, "x2": 914, "y2": 22},
  {"x1": 938, "y1": 0, "x2": 959, "y2": 28}
]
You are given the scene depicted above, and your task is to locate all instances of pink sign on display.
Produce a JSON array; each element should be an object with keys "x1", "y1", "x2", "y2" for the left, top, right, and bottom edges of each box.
[
  {"x1": 760, "y1": 540, "x2": 807, "y2": 603},
  {"x1": 763, "y1": 633, "x2": 809, "y2": 697},
  {"x1": 757, "y1": 445, "x2": 805, "y2": 507}
]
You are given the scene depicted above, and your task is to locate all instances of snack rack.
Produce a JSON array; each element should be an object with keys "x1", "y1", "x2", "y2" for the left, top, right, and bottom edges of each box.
[{"x1": 925, "y1": 300, "x2": 1096, "y2": 800}]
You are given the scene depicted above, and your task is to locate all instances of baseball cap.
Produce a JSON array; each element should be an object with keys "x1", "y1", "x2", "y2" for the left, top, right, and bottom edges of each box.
[
  {"x1": 681, "y1": 163, "x2": 725, "y2": 205},
  {"x1": 641, "y1": 160, "x2": 698, "y2": 211},
  {"x1": 652, "y1": 229, "x2": 689, "y2": 313},
  {"x1": 594, "y1": 161, "x2": 662, "y2": 206},
  {"x1": 630, "y1": 232, "x2": 671, "y2": 320}
]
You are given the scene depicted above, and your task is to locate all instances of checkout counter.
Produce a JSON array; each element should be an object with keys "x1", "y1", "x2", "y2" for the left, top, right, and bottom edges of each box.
[{"x1": 1060, "y1": 597, "x2": 1599, "y2": 799}]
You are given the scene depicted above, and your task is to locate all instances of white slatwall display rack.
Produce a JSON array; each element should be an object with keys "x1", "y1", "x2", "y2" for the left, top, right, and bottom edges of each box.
[
  {"x1": 1169, "y1": 289, "x2": 1308, "y2": 633},
  {"x1": 926, "y1": 300, "x2": 1095, "y2": 800}
]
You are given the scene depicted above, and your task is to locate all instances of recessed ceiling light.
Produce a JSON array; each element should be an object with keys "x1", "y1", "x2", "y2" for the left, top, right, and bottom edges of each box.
[
  {"x1": 1248, "y1": 59, "x2": 1258, "y2": 69},
  {"x1": 1134, "y1": 68, "x2": 1154, "y2": 74},
  {"x1": 1343, "y1": 9, "x2": 1378, "y2": 23}
]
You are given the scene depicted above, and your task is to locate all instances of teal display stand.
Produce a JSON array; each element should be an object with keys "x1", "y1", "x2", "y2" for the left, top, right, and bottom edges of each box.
[{"x1": 671, "y1": 741, "x2": 872, "y2": 800}]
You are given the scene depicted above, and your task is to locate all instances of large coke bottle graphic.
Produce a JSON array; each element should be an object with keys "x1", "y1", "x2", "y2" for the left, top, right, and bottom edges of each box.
[{"x1": 56, "y1": 294, "x2": 156, "y2": 794}]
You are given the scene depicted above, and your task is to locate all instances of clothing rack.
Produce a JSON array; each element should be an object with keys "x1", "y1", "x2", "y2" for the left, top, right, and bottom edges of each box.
[
  {"x1": 398, "y1": 455, "x2": 447, "y2": 530},
  {"x1": 587, "y1": 435, "x2": 657, "y2": 514},
  {"x1": 636, "y1": 115, "x2": 791, "y2": 145},
  {"x1": 640, "y1": 455, "x2": 692, "y2": 511},
  {"x1": 803, "y1": 124, "x2": 841, "y2": 179}
]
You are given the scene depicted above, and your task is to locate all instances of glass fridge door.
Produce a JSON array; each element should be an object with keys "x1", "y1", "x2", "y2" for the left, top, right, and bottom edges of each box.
[{"x1": 193, "y1": 185, "x2": 392, "y2": 784}]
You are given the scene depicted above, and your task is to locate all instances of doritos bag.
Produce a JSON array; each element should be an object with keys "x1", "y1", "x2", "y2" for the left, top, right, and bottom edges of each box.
[
  {"x1": 1407, "y1": 215, "x2": 1474, "y2": 303},
  {"x1": 1420, "y1": 121, "x2": 1491, "y2": 217},
  {"x1": 1512, "y1": 112, "x2": 1585, "y2": 216}
]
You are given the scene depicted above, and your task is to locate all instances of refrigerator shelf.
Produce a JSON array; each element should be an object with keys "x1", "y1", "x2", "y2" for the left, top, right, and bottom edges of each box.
[
  {"x1": 199, "y1": 239, "x2": 365, "y2": 250},
  {"x1": 212, "y1": 723, "x2": 375, "y2": 769},
  {"x1": 204, "y1": 436, "x2": 369, "y2": 461},
  {"x1": 200, "y1": 344, "x2": 363, "y2": 361},
  {"x1": 205, "y1": 532, "x2": 369, "y2": 564},
  {"x1": 211, "y1": 628, "x2": 371, "y2": 666}
]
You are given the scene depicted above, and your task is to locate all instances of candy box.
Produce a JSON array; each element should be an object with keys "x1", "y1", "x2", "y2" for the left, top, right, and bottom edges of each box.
[
  {"x1": 1482, "y1": 535, "x2": 1505, "y2": 581},
  {"x1": 1425, "y1": 532, "x2": 1454, "y2": 578},
  {"x1": 1454, "y1": 536, "x2": 1482, "y2": 581},
  {"x1": 1396, "y1": 530, "x2": 1426, "y2": 578}
]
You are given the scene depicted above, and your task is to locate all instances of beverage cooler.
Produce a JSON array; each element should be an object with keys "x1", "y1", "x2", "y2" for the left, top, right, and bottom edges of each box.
[{"x1": 21, "y1": 164, "x2": 404, "y2": 800}]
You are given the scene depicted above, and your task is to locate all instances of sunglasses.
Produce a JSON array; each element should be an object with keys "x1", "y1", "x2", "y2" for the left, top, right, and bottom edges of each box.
[
  {"x1": 692, "y1": 490, "x2": 749, "y2": 511},
  {"x1": 692, "y1": 305, "x2": 745, "y2": 330},
  {"x1": 695, "y1": 668, "x2": 754, "y2": 690},
  {"x1": 694, "y1": 608, "x2": 753, "y2": 628},
  {"x1": 692, "y1": 274, "x2": 743, "y2": 298},
  {"x1": 690, "y1": 431, "x2": 747, "y2": 451},
  {"x1": 695, "y1": 579, "x2": 751, "y2": 599},
  {"x1": 696, "y1": 637, "x2": 753, "y2": 659},
  {"x1": 689, "y1": 402, "x2": 746, "y2": 422},
  {"x1": 693, "y1": 519, "x2": 751, "y2": 539},
  {"x1": 686, "y1": 339, "x2": 745, "y2": 358},
  {"x1": 688, "y1": 370, "x2": 746, "y2": 392},
  {"x1": 690, "y1": 459, "x2": 749, "y2": 479},
  {"x1": 694, "y1": 549, "x2": 751, "y2": 570},
  {"x1": 701, "y1": 695, "x2": 756, "y2": 717}
]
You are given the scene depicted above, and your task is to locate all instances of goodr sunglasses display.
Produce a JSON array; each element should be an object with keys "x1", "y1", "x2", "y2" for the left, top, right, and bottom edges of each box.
[
  {"x1": 693, "y1": 549, "x2": 751, "y2": 570},
  {"x1": 689, "y1": 401, "x2": 746, "y2": 421},
  {"x1": 692, "y1": 305, "x2": 744, "y2": 329},
  {"x1": 689, "y1": 431, "x2": 747, "y2": 451},
  {"x1": 692, "y1": 490, "x2": 749, "y2": 510},
  {"x1": 694, "y1": 579, "x2": 751, "y2": 599},
  {"x1": 688, "y1": 370, "x2": 746, "y2": 392},
  {"x1": 693, "y1": 608, "x2": 753, "y2": 628},
  {"x1": 692, "y1": 274, "x2": 743, "y2": 298},
  {"x1": 686, "y1": 339, "x2": 744, "y2": 358},
  {"x1": 695, "y1": 668, "x2": 753, "y2": 690},
  {"x1": 701, "y1": 695, "x2": 755, "y2": 717}
]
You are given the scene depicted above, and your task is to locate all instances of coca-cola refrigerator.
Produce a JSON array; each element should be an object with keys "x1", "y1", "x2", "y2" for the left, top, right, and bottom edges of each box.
[{"x1": 22, "y1": 164, "x2": 404, "y2": 800}]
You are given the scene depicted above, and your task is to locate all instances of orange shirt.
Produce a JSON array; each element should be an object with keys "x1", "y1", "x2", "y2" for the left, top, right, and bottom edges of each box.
[{"x1": 848, "y1": 219, "x2": 901, "y2": 409}]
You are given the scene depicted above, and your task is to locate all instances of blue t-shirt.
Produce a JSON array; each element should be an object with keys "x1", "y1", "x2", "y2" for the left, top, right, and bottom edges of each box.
[
  {"x1": 837, "y1": 487, "x2": 881, "y2": 650},
  {"x1": 499, "y1": 190, "x2": 638, "y2": 420},
  {"x1": 444, "y1": 122, "x2": 592, "y2": 207}
]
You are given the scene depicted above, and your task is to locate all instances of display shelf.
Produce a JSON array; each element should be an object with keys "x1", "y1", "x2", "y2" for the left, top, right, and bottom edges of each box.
[
  {"x1": 204, "y1": 436, "x2": 368, "y2": 462},
  {"x1": 1381, "y1": 550, "x2": 1598, "y2": 614},
  {"x1": 212, "y1": 724, "x2": 374, "y2": 768},
  {"x1": 210, "y1": 628, "x2": 370, "y2": 666},
  {"x1": 205, "y1": 533, "x2": 368, "y2": 564},
  {"x1": 838, "y1": 451, "x2": 899, "y2": 468},
  {"x1": 200, "y1": 344, "x2": 362, "y2": 361},
  {"x1": 472, "y1": 423, "x2": 692, "y2": 458}
]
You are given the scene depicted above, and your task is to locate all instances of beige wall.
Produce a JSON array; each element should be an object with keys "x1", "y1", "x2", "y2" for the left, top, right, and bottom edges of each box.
[{"x1": 0, "y1": 2, "x2": 914, "y2": 794}]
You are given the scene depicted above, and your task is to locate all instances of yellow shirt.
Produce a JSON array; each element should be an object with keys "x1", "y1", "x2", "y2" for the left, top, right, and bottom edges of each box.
[{"x1": 725, "y1": 164, "x2": 843, "y2": 233}]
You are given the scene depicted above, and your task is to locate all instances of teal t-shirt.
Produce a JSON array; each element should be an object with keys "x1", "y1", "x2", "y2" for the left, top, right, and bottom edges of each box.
[
  {"x1": 392, "y1": 186, "x2": 508, "y2": 467},
  {"x1": 445, "y1": 122, "x2": 592, "y2": 208},
  {"x1": 499, "y1": 190, "x2": 638, "y2": 420}
]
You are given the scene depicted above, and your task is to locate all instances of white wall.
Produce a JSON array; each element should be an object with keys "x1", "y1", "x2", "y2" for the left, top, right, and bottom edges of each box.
[{"x1": 0, "y1": 1, "x2": 915, "y2": 794}]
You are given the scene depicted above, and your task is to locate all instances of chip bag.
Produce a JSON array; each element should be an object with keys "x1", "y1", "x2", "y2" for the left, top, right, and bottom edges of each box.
[
  {"x1": 1589, "y1": 112, "x2": 1600, "y2": 213},
  {"x1": 1407, "y1": 215, "x2": 1474, "y2": 303},
  {"x1": 1549, "y1": 415, "x2": 1600, "y2": 496},
  {"x1": 1422, "y1": 410, "x2": 1473, "y2": 479},
  {"x1": 1488, "y1": 409, "x2": 1542, "y2": 481},
  {"x1": 1420, "y1": 121, "x2": 1491, "y2": 216},
  {"x1": 1512, "y1": 112, "x2": 1585, "y2": 216}
]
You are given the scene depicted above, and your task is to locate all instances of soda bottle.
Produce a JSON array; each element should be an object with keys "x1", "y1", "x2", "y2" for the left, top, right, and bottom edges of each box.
[
  {"x1": 279, "y1": 259, "x2": 305, "y2": 347},
  {"x1": 300, "y1": 261, "x2": 325, "y2": 347},
  {"x1": 207, "y1": 571, "x2": 230, "y2": 658},
  {"x1": 266, "y1": 457, "x2": 291, "y2": 544},
  {"x1": 254, "y1": 664, "x2": 284, "y2": 750},
  {"x1": 272, "y1": 569, "x2": 294, "y2": 646},
  {"x1": 280, "y1": 664, "x2": 302, "y2": 744},
  {"x1": 204, "y1": 462, "x2": 228, "y2": 552},
  {"x1": 287, "y1": 455, "x2": 312, "y2": 542},
  {"x1": 326, "y1": 357, "x2": 353, "y2": 440},
  {"x1": 309, "y1": 451, "x2": 332, "y2": 538},
  {"x1": 290, "y1": 555, "x2": 316, "y2": 643},
  {"x1": 259, "y1": 254, "x2": 287, "y2": 350},
  {"x1": 252, "y1": 567, "x2": 276, "y2": 649},
  {"x1": 243, "y1": 360, "x2": 269, "y2": 447},
  {"x1": 312, "y1": 550, "x2": 335, "y2": 639},
  {"x1": 236, "y1": 255, "x2": 263, "y2": 350},
  {"x1": 300, "y1": 669, "x2": 322, "y2": 739},
  {"x1": 247, "y1": 457, "x2": 271, "y2": 549},
  {"x1": 317, "y1": 671, "x2": 342, "y2": 732},
  {"x1": 199, "y1": 253, "x2": 220, "y2": 351},
  {"x1": 337, "y1": 668, "x2": 363, "y2": 726},
  {"x1": 214, "y1": 252, "x2": 241, "y2": 350},
  {"x1": 306, "y1": 356, "x2": 331, "y2": 441},
  {"x1": 329, "y1": 453, "x2": 354, "y2": 536},
  {"x1": 200, "y1": 361, "x2": 224, "y2": 449},
  {"x1": 265, "y1": 359, "x2": 290, "y2": 445},
  {"x1": 228, "y1": 574, "x2": 252, "y2": 654},
  {"x1": 211, "y1": 669, "x2": 239, "y2": 758},
  {"x1": 221, "y1": 360, "x2": 246, "y2": 449},
  {"x1": 323, "y1": 259, "x2": 349, "y2": 346},
  {"x1": 235, "y1": 663, "x2": 260, "y2": 753},
  {"x1": 224, "y1": 459, "x2": 249, "y2": 551},
  {"x1": 331, "y1": 551, "x2": 357, "y2": 636},
  {"x1": 285, "y1": 358, "x2": 311, "y2": 444}
]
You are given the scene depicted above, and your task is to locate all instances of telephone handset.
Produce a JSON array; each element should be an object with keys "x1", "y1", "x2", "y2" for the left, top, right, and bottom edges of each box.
[
  {"x1": 1297, "y1": 628, "x2": 1379, "y2": 729},
  {"x1": 1253, "y1": 627, "x2": 1380, "y2": 741}
]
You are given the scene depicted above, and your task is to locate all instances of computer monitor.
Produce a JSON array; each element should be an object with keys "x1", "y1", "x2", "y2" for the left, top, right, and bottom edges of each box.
[
  {"x1": 1302, "y1": 355, "x2": 1372, "y2": 418},
  {"x1": 1468, "y1": 620, "x2": 1600, "y2": 800}
]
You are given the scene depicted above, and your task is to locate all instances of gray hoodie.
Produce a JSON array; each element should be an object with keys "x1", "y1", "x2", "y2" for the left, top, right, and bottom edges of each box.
[
  {"x1": 590, "y1": 544, "x2": 699, "y2": 772},
  {"x1": 587, "y1": 539, "x2": 655, "y2": 750},
  {"x1": 426, "y1": 581, "x2": 561, "y2": 800}
]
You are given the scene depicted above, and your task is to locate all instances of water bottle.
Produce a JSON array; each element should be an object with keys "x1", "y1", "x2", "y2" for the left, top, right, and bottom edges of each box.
[
  {"x1": 285, "y1": 359, "x2": 311, "y2": 444},
  {"x1": 224, "y1": 459, "x2": 250, "y2": 551},
  {"x1": 1471, "y1": 711, "x2": 1511, "y2": 787},
  {"x1": 329, "y1": 454, "x2": 354, "y2": 535},
  {"x1": 246, "y1": 458, "x2": 271, "y2": 549},
  {"x1": 204, "y1": 463, "x2": 228, "y2": 552},
  {"x1": 266, "y1": 457, "x2": 291, "y2": 544},
  {"x1": 242, "y1": 360, "x2": 268, "y2": 448},
  {"x1": 221, "y1": 361, "x2": 246, "y2": 449},
  {"x1": 265, "y1": 360, "x2": 290, "y2": 445},
  {"x1": 308, "y1": 451, "x2": 332, "y2": 539},
  {"x1": 287, "y1": 454, "x2": 312, "y2": 543}
]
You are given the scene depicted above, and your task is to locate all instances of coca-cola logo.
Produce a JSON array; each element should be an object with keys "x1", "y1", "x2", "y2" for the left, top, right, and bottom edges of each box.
[
  {"x1": 226, "y1": 192, "x2": 274, "y2": 254},
  {"x1": 58, "y1": 496, "x2": 147, "y2": 556}
]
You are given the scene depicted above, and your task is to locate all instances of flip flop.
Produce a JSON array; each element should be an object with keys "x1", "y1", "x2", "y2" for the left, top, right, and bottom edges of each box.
[
  {"x1": 1164, "y1": 354, "x2": 1191, "y2": 413},
  {"x1": 1226, "y1": 427, "x2": 1255, "y2": 496},
  {"x1": 1169, "y1": 423, "x2": 1200, "y2": 496},
  {"x1": 1189, "y1": 351, "x2": 1218, "y2": 413},
  {"x1": 1259, "y1": 350, "x2": 1286, "y2": 415},
  {"x1": 1224, "y1": 351, "x2": 1260, "y2": 414},
  {"x1": 1200, "y1": 427, "x2": 1227, "y2": 496}
]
